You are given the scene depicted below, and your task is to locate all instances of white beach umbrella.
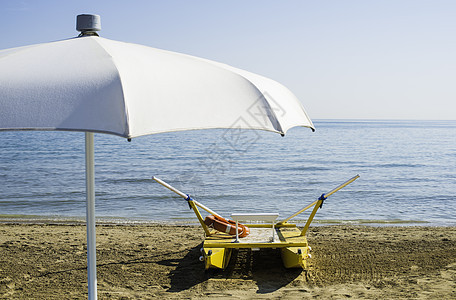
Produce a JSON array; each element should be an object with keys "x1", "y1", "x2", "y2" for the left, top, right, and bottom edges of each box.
[{"x1": 0, "y1": 15, "x2": 314, "y2": 299}]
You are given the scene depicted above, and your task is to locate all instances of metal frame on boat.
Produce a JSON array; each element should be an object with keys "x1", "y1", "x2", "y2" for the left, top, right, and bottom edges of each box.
[{"x1": 153, "y1": 175, "x2": 359, "y2": 270}]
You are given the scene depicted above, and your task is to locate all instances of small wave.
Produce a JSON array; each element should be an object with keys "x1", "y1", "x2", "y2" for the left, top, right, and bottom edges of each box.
[
  {"x1": 0, "y1": 214, "x2": 85, "y2": 224},
  {"x1": 104, "y1": 178, "x2": 154, "y2": 184},
  {"x1": 290, "y1": 218, "x2": 430, "y2": 226},
  {"x1": 0, "y1": 214, "x2": 188, "y2": 226},
  {"x1": 371, "y1": 163, "x2": 426, "y2": 168},
  {"x1": 284, "y1": 166, "x2": 331, "y2": 172}
]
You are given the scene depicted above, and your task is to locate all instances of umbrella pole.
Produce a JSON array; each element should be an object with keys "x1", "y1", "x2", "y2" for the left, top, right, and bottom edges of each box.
[{"x1": 85, "y1": 132, "x2": 97, "y2": 300}]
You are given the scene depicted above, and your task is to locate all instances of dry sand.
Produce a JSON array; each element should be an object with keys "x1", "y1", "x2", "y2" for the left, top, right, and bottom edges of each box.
[{"x1": 1, "y1": 224, "x2": 455, "y2": 299}]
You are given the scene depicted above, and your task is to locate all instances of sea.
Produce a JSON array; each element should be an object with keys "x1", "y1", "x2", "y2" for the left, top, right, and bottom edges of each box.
[{"x1": 1, "y1": 120, "x2": 455, "y2": 226}]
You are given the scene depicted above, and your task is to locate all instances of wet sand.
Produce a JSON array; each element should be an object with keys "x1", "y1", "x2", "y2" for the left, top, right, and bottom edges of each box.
[{"x1": 1, "y1": 224, "x2": 455, "y2": 299}]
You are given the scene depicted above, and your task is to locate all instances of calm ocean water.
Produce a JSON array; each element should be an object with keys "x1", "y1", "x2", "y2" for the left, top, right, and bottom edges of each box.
[{"x1": 1, "y1": 120, "x2": 455, "y2": 226}]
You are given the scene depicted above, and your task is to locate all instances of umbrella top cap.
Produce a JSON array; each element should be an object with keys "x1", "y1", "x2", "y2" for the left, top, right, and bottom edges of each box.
[{"x1": 76, "y1": 14, "x2": 101, "y2": 37}]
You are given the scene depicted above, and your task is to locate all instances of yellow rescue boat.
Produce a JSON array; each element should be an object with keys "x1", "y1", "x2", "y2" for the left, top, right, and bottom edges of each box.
[{"x1": 153, "y1": 175, "x2": 359, "y2": 270}]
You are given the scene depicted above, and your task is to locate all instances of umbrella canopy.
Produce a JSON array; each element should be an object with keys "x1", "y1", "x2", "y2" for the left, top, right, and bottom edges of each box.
[
  {"x1": 0, "y1": 36, "x2": 314, "y2": 138},
  {"x1": 0, "y1": 15, "x2": 314, "y2": 300}
]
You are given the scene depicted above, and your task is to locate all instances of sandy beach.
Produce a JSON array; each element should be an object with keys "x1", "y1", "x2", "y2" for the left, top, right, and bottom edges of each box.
[{"x1": 0, "y1": 224, "x2": 455, "y2": 299}]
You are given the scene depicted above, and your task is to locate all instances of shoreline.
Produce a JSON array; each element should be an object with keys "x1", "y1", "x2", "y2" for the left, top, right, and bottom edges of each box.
[
  {"x1": 0, "y1": 214, "x2": 451, "y2": 227},
  {"x1": 1, "y1": 224, "x2": 455, "y2": 299}
]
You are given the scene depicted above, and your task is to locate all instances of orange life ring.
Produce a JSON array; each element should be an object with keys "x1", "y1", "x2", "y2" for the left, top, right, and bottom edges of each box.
[{"x1": 204, "y1": 215, "x2": 250, "y2": 238}]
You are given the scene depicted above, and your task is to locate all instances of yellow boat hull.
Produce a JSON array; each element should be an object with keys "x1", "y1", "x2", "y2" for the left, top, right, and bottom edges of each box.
[
  {"x1": 280, "y1": 246, "x2": 307, "y2": 268},
  {"x1": 202, "y1": 247, "x2": 232, "y2": 270}
]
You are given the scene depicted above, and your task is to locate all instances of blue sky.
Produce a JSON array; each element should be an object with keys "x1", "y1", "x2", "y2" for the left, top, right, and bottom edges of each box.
[{"x1": 2, "y1": 0, "x2": 455, "y2": 120}]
